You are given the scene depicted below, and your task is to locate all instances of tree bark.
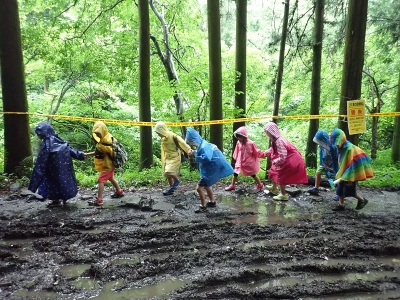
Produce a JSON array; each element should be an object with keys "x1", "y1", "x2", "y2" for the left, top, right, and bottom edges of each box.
[
  {"x1": 0, "y1": 0, "x2": 32, "y2": 176},
  {"x1": 338, "y1": 0, "x2": 368, "y2": 145},
  {"x1": 392, "y1": 70, "x2": 400, "y2": 163},
  {"x1": 305, "y1": 0, "x2": 325, "y2": 168},
  {"x1": 207, "y1": 0, "x2": 223, "y2": 150},
  {"x1": 231, "y1": 0, "x2": 247, "y2": 165},
  {"x1": 149, "y1": 0, "x2": 184, "y2": 115},
  {"x1": 138, "y1": 0, "x2": 153, "y2": 170},
  {"x1": 273, "y1": 0, "x2": 290, "y2": 121}
]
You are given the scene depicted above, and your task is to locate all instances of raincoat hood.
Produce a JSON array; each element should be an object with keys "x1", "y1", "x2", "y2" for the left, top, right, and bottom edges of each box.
[
  {"x1": 92, "y1": 121, "x2": 112, "y2": 143},
  {"x1": 313, "y1": 130, "x2": 330, "y2": 150},
  {"x1": 35, "y1": 122, "x2": 58, "y2": 138},
  {"x1": 330, "y1": 128, "x2": 347, "y2": 150},
  {"x1": 234, "y1": 126, "x2": 248, "y2": 139},
  {"x1": 154, "y1": 121, "x2": 171, "y2": 138},
  {"x1": 34, "y1": 122, "x2": 65, "y2": 150},
  {"x1": 264, "y1": 122, "x2": 281, "y2": 140},
  {"x1": 185, "y1": 128, "x2": 203, "y2": 147}
]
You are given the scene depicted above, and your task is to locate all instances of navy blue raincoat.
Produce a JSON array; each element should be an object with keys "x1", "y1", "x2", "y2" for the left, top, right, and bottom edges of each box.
[
  {"x1": 185, "y1": 128, "x2": 234, "y2": 186},
  {"x1": 28, "y1": 122, "x2": 85, "y2": 200}
]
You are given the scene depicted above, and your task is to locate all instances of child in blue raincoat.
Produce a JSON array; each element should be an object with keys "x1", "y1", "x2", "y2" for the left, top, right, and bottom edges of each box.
[
  {"x1": 28, "y1": 122, "x2": 85, "y2": 206},
  {"x1": 185, "y1": 128, "x2": 234, "y2": 213},
  {"x1": 308, "y1": 130, "x2": 339, "y2": 196}
]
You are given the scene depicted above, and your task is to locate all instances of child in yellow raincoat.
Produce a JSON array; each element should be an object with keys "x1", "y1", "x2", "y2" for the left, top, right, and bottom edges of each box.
[
  {"x1": 85, "y1": 121, "x2": 124, "y2": 206},
  {"x1": 154, "y1": 121, "x2": 193, "y2": 196}
]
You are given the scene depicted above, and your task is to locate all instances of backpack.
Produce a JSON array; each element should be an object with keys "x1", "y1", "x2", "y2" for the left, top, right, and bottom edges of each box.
[
  {"x1": 173, "y1": 135, "x2": 189, "y2": 162},
  {"x1": 102, "y1": 137, "x2": 128, "y2": 168}
]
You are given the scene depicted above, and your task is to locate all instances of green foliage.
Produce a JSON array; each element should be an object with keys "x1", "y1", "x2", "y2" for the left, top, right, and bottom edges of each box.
[
  {"x1": 4, "y1": 0, "x2": 399, "y2": 186},
  {"x1": 361, "y1": 149, "x2": 400, "y2": 188}
]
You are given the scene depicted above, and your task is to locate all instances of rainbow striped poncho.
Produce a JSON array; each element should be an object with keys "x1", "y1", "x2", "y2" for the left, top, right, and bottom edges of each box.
[{"x1": 330, "y1": 128, "x2": 374, "y2": 182}]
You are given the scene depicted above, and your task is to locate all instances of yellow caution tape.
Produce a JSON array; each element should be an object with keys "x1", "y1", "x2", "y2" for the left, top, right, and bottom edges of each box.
[{"x1": 1, "y1": 111, "x2": 400, "y2": 126}]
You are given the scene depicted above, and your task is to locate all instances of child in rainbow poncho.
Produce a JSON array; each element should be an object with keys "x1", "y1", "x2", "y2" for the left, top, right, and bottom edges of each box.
[{"x1": 330, "y1": 128, "x2": 374, "y2": 211}]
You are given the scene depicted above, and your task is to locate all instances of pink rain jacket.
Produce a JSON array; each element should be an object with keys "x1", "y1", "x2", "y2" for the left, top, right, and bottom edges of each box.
[{"x1": 232, "y1": 126, "x2": 265, "y2": 176}]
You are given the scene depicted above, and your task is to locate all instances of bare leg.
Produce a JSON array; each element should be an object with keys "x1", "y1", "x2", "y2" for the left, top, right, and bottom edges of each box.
[
  {"x1": 204, "y1": 186, "x2": 215, "y2": 202},
  {"x1": 97, "y1": 182, "x2": 105, "y2": 199},
  {"x1": 109, "y1": 177, "x2": 122, "y2": 192},
  {"x1": 196, "y1": 185, "x2": 206, "y2": 207},
  {"x1": 315, "y1": 172, "x2": 321, "y2": 188},
  {"x1": 168, "y1": 174, "x2": 179, "y2": 186},
  {"x1": 254, "y1": 175, "x2": 262, "y2": 185},
  {"x1": 230, "y1": 176, "x2": 238, "y2": 186},
  {"x1": 279, "y1": 184, "x2": 287, "y2": 195},
  {"x1": 354, "y1": 194, "x2": 364, "y2": 201}
]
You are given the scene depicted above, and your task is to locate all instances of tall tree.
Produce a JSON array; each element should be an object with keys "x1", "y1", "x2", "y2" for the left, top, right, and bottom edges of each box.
[
  {"x1": 272, "y1": 0, "x2": 290, "y2": 122},
  {"x1": 392, "y1": 70, "x2": 400, "y2": 163},
  {"x1": 0, "y1": 0, "x2": 32, "y2": 175},
  {"x1": 138, "y1": 0, "x2": 153, "y2": 170},
  {"x1": 305, "y1": 0, "x2": 325, "y2": 168},
  {"x1": 149, "y1": 0, "x2": 184, "y2": 115},
  {"x1": 231, "y1": 0, "x2": 247, "y2": 163},
  {"x1": 338, "y1": 0, "x2": 368, "y2": 145},
  {"x1": 207, "y1": 0, "x2": 223, "y2": 150}
]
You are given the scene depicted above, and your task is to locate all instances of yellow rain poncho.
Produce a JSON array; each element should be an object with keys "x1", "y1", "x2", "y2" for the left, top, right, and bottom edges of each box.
[
  {"x1": 154, "y1": 121, "x2": 191, "y2": 176},
  {"x1": 92, "y1": 121, "x2": 114, "y2": 172}
]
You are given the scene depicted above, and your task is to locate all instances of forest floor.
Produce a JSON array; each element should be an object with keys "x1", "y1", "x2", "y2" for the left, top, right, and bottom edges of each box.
[{"x1": 1, "y1": 180, "x2": 400, "y2": 300}]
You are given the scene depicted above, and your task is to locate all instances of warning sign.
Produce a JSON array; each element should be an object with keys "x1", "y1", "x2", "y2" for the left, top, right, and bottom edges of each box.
[{"x1": 347, "y1": 100, "x2": 366, "y2": 135}]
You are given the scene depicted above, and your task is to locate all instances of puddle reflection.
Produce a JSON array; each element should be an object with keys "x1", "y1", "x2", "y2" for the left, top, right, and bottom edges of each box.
[
  {"x1": 92, "y1": 278, "x2": 189, "y2": 299},
  {"x1": 220, "y1": 195, "x2": 319, "y2": 226},
  {"x1": 59, "y1": 264, "x2": 91, "y2": 278},
  {"x1": 12, "y1": 290, "x2": 72, "y2": 299},
  {"x1": 246, "y1": 270, "x2": 399, "y2": 289}
]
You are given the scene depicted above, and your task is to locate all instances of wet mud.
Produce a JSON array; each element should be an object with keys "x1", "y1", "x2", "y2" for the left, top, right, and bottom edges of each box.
[{"x1": 1, "y1": 182, "x2": 400, "y2": 299}]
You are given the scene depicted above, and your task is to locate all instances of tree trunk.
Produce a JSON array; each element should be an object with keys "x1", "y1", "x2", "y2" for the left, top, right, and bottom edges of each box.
[
  {"x1": 338, "y1": 0, "x2": 368, "y2": 145},
  {"x1": 208, "y1": 0, "x2": 223, "y2": 150},
  {"x1": 392, "y1": 70, "x2": 400, "y2": 163},
  {"x1": 267, "y1": 0, "x2": 290, "y2": 179},
  {"x1": 138, "y1": 0, "x2": 153, "y2": 170},
  {"x1": 305, "y1": 0, "x2": 325, "y2": 168},
  {"x1": 370, "y1": 115, "x2": 378, "y2": 159},
  {"x1": 272, "y1": 0, "x2": 290, "y2": 121},
  {"x1": 231, "y1": 0, "x2": 247, "y2": 165},
  {"x1": 0, "y1": 0, "x2": 32, "y2": 176},
  {"x1": 149, "y1": 0, "x2": 184, "y2": 115}
]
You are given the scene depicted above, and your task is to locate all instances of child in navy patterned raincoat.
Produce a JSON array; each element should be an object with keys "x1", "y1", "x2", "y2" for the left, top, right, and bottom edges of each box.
[
  {"x1": 185, "y1": 128, "x2": 234, "y2": 213},
  {"x1": 28, "y1": 122, "x2": 85, "y2": 206}
]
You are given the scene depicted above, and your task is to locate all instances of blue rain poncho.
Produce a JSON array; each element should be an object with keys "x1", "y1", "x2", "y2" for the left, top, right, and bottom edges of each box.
[
  {"x1": 28, "y1": 122, "x2": 85, "y2": 201},
  {"x1": 313, "y1": 130, "x2": 339, "y2": 176},
  {"x1": 185, "y1": 128, "x2": 234, "y2": 186}
]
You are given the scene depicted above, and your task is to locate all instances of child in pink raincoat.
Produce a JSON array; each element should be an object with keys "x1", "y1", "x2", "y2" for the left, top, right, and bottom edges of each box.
[
  {"x1": 263, "y1": 122, "x2": 308, "y2": 201},
  {"x1": 225, "y1": 126, "x2": 265, "y2": 191}
]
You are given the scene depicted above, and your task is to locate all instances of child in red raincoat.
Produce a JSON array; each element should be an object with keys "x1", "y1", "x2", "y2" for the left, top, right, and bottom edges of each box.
[{"x1": 263, "y1": 122, "x2": 308, "y2": 201}]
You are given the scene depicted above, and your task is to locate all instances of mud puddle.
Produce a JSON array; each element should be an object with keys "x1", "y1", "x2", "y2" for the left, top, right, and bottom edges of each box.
[{"x1": 1, "y1": 184, "x2": 400, "y2": 299}]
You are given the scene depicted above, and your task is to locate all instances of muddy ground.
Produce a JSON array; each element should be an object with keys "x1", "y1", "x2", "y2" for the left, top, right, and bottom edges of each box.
[{"x1": 0, "y1": 180, "x2": 400, "y2": 300}]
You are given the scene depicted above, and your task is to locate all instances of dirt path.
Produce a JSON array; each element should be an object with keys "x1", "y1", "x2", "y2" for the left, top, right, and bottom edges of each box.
[{"x1": 1, "y1": 183, "x2": 400, "y2": 299}]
